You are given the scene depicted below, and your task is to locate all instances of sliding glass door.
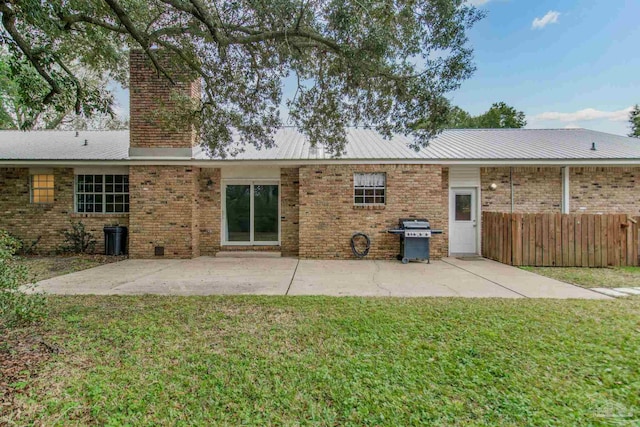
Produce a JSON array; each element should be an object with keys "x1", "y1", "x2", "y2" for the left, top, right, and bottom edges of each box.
[
  {"x1": 224, "y1": 181, "x2": 279, "y2": 245},
  {"x1": 225, "y1": 184, "x2": 251, "y2": 242}
]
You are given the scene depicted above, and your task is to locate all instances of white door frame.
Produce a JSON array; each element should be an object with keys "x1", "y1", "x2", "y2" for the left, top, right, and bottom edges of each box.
[
  {"x1": 449, "y1": 187, "x2": 480, "y2": 255},
  {"x1": 221, "y1": 179, "x2": 281, "y2": 246}
]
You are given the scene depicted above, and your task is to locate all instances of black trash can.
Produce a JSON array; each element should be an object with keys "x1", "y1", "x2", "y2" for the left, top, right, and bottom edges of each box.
[{"x1": 104, "y1": 226, "x2": 128, "y2": 256}]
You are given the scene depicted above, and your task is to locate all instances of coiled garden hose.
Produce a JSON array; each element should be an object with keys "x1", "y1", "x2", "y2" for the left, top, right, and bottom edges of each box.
[{"x1": 350, "y1": 233, "x2": 371, "y2": 258}]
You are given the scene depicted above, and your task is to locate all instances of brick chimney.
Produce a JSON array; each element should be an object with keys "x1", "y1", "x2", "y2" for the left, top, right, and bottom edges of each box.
[
  {"x1": 129, "y1": 50, "x2": 201, "y2": 157},
  {"x1": 128, "y1": 50, "x2": 202, "y2": 259}
]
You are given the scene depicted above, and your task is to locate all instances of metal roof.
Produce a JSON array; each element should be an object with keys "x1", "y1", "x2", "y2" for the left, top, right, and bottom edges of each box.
[
  {"x1": 0, "y1": 130, "x2": 129, "y2": 160},
  {"x1": 215, "y1": 128, "x2": 640, "y2": 161},
  {"x1": 0, "y1": 128, "x2": 639, "y2": 162}
]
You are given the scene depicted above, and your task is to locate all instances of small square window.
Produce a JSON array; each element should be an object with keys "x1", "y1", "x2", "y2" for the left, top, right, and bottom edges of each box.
[
  {"x1": 31, "y1": 174, "x2": 54, "y2": 204},
  {"x1": 455, "y1": 194, "x2": 472, "y2": 221},
  {"x1": 354, "y1": 173, "x2": 386, "y2": 205}
]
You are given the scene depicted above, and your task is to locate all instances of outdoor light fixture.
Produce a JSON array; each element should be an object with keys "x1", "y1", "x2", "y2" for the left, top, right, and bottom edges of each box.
[{"x1": 489, "y1": 183, "x2": 498, "y2": 191}]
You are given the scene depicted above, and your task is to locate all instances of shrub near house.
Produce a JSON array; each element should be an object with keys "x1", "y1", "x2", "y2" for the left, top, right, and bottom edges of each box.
[{"x1": 0, "y1": 230, "x2": 46, "y2": 327}]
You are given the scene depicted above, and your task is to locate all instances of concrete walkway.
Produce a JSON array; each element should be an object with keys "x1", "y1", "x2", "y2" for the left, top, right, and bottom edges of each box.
[{"x1": 32, "y1": 256, "x2": 610, "y2": 299}]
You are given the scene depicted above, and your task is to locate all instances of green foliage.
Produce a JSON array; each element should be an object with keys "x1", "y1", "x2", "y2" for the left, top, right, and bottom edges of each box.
[
  {"x1": 445, "y1": 105, "x2": 474, "y2": 128},
  {"x1": 7, "y1": 296, "x2": 640, "y2": 425},
  {"x1": 0, "y1": 230, "x2": 47, "y2": 328},
  {"x1": 629, "y1": 104, "x2": 640, "y2": 138},
  {"x1": 447, "y1": 101, "x2": 527, "y2": 129},
  {"x1": 477, "y1": 102, "x2": 527, "y2": 128},
  {"x1": 7, "y1": 232, "x2": 41, "y2": 255},
  {"x1": 58, "y1": 221, "x2": 97, "y2": 254},
  {"x1": 0, "y1": 51, "x2": 126, "y2": 130},
  {"x1": 0, "y1": 0, "x2": 485, "y2": 155}
]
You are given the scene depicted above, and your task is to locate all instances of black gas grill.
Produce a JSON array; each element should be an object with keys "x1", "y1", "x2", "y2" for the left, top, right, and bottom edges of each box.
[{"x1": 388, "y1": 218, "x2": 443, "y2": 264}]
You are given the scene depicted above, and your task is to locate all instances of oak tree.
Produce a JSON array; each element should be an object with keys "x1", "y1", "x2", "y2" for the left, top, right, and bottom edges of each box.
[
  {"x1": 0, "y1": 51, "x2": 126, "y2": 130},
  {"x1": 0, "y1": 0, "x2": 483, "y2": 156}
]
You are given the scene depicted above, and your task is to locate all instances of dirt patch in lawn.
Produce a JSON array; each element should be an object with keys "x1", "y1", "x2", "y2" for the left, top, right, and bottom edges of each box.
[
  {"x1": 521, "y1": 266, "x2": 640, "y2": 288},
  {"x1": 0, "y1": 329, "x2": 56, "y2": 415},
  {"x1": 15, "y1": 255, "x2": 126, "y2": 284}
]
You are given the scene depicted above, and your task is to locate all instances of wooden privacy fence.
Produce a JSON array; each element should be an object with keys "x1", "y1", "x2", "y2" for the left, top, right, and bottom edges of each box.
[{"x1": 482, "y1": 212, "x2": 639, "y2": 267}]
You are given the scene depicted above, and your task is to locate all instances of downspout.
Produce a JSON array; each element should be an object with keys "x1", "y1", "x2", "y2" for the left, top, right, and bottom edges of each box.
[
  {"x1": 562, "y1": 166, "x2": 570, "y2": 214},
  {"x1": 510, "y1": 167, "x2": 514, "y2": 213}
]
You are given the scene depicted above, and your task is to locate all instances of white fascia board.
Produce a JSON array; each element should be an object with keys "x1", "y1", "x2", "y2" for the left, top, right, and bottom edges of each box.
[{"x1": 1, "y1": 158, "x2": 640, "y2": 167}]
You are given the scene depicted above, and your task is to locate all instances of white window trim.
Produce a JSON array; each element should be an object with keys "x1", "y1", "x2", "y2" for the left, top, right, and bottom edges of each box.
[
  {"x1": 74, "y1": 174, "x2": 130, "y2": 214},
  {"x1": 221, "y1": 179, "x2": 281, "y2": 246},
  {"x1": 353, "y1": 172, "x2": 386, "y2": 206}
]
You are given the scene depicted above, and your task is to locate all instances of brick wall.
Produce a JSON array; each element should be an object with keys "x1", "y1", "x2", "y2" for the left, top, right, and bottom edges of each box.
[
  {"x1": 198, "y1": 168, "x2": 221, "y2": 255},
  {"x1": 129, "y1": 50, "x2": 200, "y2": 149},
  {"x1": 280, "y1": 168, "x2": 300, "y2": 256},
  {"x1": 128, "y1": 165, "x2": 199, "y2": 258},
  {"x1": 298, "y1": 164, "x2": 447, "y2": 259},
  {"x1": 570, "y1": 167, "x2": 640, "y2": 215},
  {"x1": 199, "y1": 168, "x2": 299, "y2": 256},
  {"x1": 0, "y1": 168, "x2": 128, "y2": 253},
  {"x1": 481, "y1": 167, "x2": 562, "y2": 213}
]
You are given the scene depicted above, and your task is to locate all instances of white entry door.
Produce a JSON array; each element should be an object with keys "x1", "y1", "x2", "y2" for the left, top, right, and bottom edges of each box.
[{"x1": 450, "y1": 188, "x2": 478, "y2": 254}]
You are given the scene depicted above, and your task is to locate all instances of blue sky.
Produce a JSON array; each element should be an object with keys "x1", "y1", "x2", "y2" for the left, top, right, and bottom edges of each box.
[
  {"x1": 114, "y1": 0, "x2": 639, "y2": 135},
  {"x1": 457, "y1": 0, "x2": 639, "y2": 135}
]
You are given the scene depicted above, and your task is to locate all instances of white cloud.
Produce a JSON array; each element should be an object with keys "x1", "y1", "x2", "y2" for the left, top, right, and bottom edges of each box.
[
  {"x1": 467, "y1": 0, "x2": 491, "y2": 5},
  {"x1": 533, "y1": 107, "x2": 633, "y2": 123},
  {"x1": 532, "y1": 11, "x2": 560, "y2": 30}
]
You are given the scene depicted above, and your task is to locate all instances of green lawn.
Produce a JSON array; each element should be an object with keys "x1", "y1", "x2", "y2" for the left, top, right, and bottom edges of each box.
[
  {"x1": 3, "y1": 296, "x2": 640, "y2": 426},
  {"x1": 522, "y1": 266, "x2": 640, "y2": 289}
]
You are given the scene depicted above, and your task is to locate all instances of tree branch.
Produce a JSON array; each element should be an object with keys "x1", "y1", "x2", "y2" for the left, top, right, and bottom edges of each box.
[
  {"x1": 227, "y1": 29, "x2": 342, "y2": 53},
  {"x1": 102, "y1": 0, "x2": 175, "y2": 84},
  {"x1": 0, "y1": 2, "x2": 61, "y2": 104},
  {"x1": 59, "y1": 13, "x2": 127, "y2": 34}
]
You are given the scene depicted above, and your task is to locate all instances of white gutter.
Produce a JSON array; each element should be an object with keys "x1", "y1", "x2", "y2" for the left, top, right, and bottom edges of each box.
[{"x1": 1, "y1": 158, "x2": 640, "y2": 167}]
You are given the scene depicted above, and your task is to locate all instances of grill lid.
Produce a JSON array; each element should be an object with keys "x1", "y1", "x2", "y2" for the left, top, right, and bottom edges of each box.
[{"x1": 400, "y1": 218, "x2": 430, "y2": 229}]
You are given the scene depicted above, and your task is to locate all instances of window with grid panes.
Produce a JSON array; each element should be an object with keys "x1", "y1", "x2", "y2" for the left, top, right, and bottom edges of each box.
[
  {"x1": 76, "y1": 175, "x2": 129, "y2": 213},
  {"x1": 30, "y1": 174, "x2": 54, "y2": 204},
  {"x1": 354, "y1": 173, "x2": 386, "y2": 205}
]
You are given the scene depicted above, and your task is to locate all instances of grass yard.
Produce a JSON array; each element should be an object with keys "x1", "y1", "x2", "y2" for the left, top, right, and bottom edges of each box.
[
  {"x1": 2, "y1": 296, "x2": 639, "y2": 426},
  {"x1": 14, "y1": 255, "x2": 125, "y2": 285},
  {"x1": 522, "y1": 266, "x2": 640, "y2": 289}
]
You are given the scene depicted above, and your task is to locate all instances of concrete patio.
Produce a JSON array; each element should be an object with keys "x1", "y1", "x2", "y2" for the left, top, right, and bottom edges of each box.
[{"x1": 31, "y1": 256, "x2": 610, "y2": 299}]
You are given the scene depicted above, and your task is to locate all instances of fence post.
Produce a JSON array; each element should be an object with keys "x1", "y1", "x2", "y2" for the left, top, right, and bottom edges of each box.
[{"x1": 512, "y1": 213, "x2": 521, "y2": 266}]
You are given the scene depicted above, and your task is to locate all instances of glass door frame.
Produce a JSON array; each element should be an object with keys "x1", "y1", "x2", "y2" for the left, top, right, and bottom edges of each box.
[{"x1": 221, "y1": 179, "x2": 280, "y2": 246}]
